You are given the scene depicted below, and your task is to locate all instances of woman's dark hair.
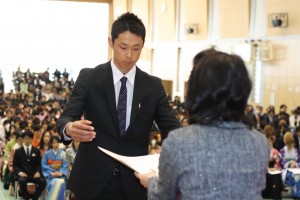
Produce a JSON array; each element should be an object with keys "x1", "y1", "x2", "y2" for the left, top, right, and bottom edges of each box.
[
  {"x1": 49, "y1": 135, "x2": 60, "y2": 148},
  {"x1": 186, "y1": 48, "x2": 252, "y2": 127},
  {"x1": 39, "y1": 131, "x2": 51, "y2": 150},
  {"x1": 15, "y1": 130, "x2": 24, "y2": 140},
  {"x1": 111, "y1": 12, "x2": 146, "y2": 44},
  {"x1": 19, "y1": 120, "x2": 28, "y2": 130}
]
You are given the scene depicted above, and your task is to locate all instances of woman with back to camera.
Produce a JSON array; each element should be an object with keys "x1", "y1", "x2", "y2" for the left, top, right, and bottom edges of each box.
[{"x1": 135, "y1": 48, "x2": 270, "y2": 199}]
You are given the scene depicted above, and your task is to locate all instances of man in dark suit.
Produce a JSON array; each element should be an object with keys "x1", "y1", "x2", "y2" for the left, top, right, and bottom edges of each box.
[
  {"x1": 57, "y1": 12, "x2": 181, "y2": 200},
  {"x1": 13, "y1": 130, "x2": 46, "y2": 200}
]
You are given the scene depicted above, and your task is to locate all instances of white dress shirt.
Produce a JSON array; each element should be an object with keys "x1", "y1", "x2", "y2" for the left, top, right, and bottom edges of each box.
[
  {"x1": 111, "y1": 60, "x2": 136, "y2": 130},
  {"x1": 23, "y1": 144, "x2": 32, "y2": 156}
]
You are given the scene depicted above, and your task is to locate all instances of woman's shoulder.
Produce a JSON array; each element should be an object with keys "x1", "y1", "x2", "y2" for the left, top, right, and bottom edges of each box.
[{"x1": 169, "y1": 124, "x2": 201, "y2": 138}]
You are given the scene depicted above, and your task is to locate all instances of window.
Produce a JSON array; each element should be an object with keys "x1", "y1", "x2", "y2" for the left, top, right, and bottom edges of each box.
[{"x1": 0, "y1": 1, "x2": 109, "y2": 92}]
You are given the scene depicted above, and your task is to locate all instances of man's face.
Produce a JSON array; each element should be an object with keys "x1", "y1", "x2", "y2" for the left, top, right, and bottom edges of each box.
[
  {"x1": 17, "y1": 137, "x2": 24, "y2": 145},
  {"x1": 109, "y1": 31, "x2": 143, "y2": 74},
  {"x1": 24, "y1": 136, "x2": 32, "y2": 146}
]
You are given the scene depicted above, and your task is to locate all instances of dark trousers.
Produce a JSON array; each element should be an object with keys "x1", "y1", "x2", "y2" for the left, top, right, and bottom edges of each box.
[
  {"x1": 262, "y1": 173, "x2": 282, "y2": 200},
  {"x1": 75, "y1": 173, "x2": 129, "y2": 200},
  {"x1": 18, "y1": 176, "x2": 46, "y2": 200}
]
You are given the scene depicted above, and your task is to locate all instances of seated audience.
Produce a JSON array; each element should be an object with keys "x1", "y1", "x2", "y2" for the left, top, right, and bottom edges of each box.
[
  {"x1": 135, "y1": 48, "x2": 269, "y2": 199},
  {"x1": 13, "y1": 130, "x2": 46, "y2": 200}
]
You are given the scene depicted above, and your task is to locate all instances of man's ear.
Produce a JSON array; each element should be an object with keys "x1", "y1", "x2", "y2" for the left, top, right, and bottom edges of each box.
[{"x1": 108, "y1": 37, "x2": 113, "y2": 48}]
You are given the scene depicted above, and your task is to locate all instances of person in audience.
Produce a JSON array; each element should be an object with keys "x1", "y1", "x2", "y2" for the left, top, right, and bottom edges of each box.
[
  {"x1": 0, "y1": 109, "x2": 13, "y2": 125},
  {"x1": 31, "y1": 124, "x2": 42, "y2": 148},
  {"x1": 62, "y1": 68, "x2": 69, "y2": 79},
  {"x1": 53, "y1": 69, "x2": 61, "y2": 80},
  {"x1": 180, "y1": 117, "x2": 189, "y2": 127},
  {"x1": 6, "y1": 131, "x2": 24, "y2": 194},
  {"x1": 19, "y1": 79, "x2": 29, "y2": 94},
  {"x1": 13, "y1": 130, "x2": 46, "y2": 200},
  {"x1": 41, "y1": 135, "x2": 68, "y2": 199},
  {"x1": 245, "y1": 104, "x2": 257, "y2": 127},
  {"x1": 38, "y1": 130, "x2": 51, "y2": 157},
  {"x1": 0, "y1": 77, "x2": 4, "y2": 94},
  {"x1": 65, "y1": 140, "x2": 79, "y2": 173},
  {"x1": 3, "y1": 119, "x2": 11, "y2": 141},
  {"x1": 263, "y1": 125, "x2": 281, "y2": 170},
  {"x1": 274, "y1": 117, "x2": 290, "y2": 151},
  {"x1": 262, "y1": 125, "x2": 283, "y2": 200},
  {"x1": 289, "y1": 108, "x2": 300, "y2": 131},
  {"x1": 3, "y1": 126, "x2": 17, "y2": 161},
  {"x1": 278, "y1": 104, "x2": 290, "y2": 126},
  {"x1": 279, "y1": 131, "x2": 300, "y2": 170},
  {"x1": 57, "y1": 12, "x2": 181, "y2": 200},
  {"x1": 2, "y1": 130, "x2": 19, "y2": 190},
  {"x1": 294, "y1": 126, "x2": 300, "y2": 151},
  {"x1": 261, "y1": 107, "x2": 276, "y2": 128},
  {"x1": 135, "y1": 48, "x2": 269, "y2": 199},
  {"x1": 255, "y1": 105, "x2": 263, "y2": 130}
]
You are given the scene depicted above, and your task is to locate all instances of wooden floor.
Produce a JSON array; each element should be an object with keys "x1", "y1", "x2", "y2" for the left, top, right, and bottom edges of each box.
[
  {"x1": 0, "y1": 180, "x2": 15, "y2": 200},
  {"x1": 0, "y1": 178, "x2": 296, "y2": 200}
]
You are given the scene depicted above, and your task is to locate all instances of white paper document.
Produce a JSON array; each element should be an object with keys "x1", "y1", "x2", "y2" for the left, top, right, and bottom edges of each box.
[{"x1": 98, "y1": 147, "x2": 160, "y2": 175}]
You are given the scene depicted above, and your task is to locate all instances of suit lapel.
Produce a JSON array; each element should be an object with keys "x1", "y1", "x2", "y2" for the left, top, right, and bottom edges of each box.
[
  {"x1": 130, "y1": 67, "x2": 145, "y2": 125},
  {"x1": 102, "y1": 62, "x2": 119, "y2": 130}
]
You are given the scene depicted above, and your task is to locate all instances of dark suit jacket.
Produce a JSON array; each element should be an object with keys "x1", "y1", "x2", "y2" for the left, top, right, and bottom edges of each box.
[
  {"x1": 57, "y1": 61, "x2": 181, "y2": 199},
  {"x1": 13, "y1": 146, "x2": 42, "y2": 179},
  {"x1": 294, "y1": 134, "x2": 300, "y2": 151}
]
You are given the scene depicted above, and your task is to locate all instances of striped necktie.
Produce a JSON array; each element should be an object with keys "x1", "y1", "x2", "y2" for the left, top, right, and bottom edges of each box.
[{"x1": 117, "y1": 77, "x2": 127, "y2": 136}]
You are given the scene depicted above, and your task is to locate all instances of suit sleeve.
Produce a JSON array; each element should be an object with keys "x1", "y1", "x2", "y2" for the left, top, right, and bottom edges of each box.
[
  {"x1": 153, "y1": 78, "x2": 181, "y2": 140},
  {"x1": 57, "y1": 68, "x2": 90, "y2": 145}
]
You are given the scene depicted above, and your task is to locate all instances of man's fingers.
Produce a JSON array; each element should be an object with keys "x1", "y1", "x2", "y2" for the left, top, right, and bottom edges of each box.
[
  {"x1": 73, "y1": 120, "x2": 95, "y2": 131},
  {"x1": 67, "y1": 120, "x2": 96, "y2": 142},
  {"x1": 71, "y1": 128, "x2": 96, "y2": 142}
]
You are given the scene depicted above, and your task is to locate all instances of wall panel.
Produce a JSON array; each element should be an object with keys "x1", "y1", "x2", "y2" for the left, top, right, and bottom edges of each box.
[
  {"x1": 130, "y1": 0, "x2": 151, "y2": 43},
  {"x1": 180, "y1": 0, "x2": 208, "y2": 41},
  {"x1": 152, "y1": 0, "x2": 176, "y2": 42},
  {"x1": 219, "y1": 0, "x2": 250, "y2": 38}
]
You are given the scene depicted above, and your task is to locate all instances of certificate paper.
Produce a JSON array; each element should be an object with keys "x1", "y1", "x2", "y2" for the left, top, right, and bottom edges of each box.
[{"x1": 98, "y1": 146, "x2": 159, "y2": 175}]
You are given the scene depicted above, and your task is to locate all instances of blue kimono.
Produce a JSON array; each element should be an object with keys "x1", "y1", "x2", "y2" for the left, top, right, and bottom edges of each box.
[{"x1": 41, "y1": 148, "x2": 69, "y2": 199}]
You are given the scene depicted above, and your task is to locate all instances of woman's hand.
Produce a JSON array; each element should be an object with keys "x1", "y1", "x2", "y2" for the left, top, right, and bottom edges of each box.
[
  {"x1": 134, "y1": 171, "x2": 157, "y2": 188},
  {"x1": 289, "y1": 160, "x2": 297, "y2": 168},
  {"x1": 51, "y1": 171, "x2": 63, "y2": 177}
]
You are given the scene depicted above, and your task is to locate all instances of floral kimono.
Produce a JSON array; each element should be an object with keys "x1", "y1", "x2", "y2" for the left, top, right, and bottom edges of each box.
[{"x1": 41, "y1": 148, "x2": 69, "y2": 198}]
